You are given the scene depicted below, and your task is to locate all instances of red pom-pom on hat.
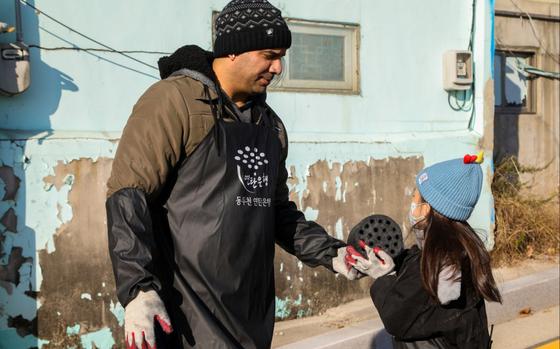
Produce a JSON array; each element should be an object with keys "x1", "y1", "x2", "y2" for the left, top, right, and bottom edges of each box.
[
  {"x1": 464, "y1": 151, "x2": 484, "y2": 164},
  {"x1": 463, "y1": 154, "x2": 478, "y2": 164}
]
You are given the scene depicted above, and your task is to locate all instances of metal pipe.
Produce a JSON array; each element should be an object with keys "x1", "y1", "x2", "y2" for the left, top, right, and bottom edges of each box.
[
  {"x1": 15, "y1": 0, "x2": 23, "y2": 42},
  {"x1": 495, "y1": 10, "x2": 560, "y2": 23}
]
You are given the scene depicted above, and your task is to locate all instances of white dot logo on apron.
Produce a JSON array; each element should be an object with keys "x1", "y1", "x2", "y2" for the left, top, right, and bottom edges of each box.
[{"x1": 234, "y1": 146, "x2": 270, "y2": 193}]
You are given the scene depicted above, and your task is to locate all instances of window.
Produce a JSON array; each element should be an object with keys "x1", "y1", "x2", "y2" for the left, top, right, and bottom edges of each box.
[
  {"x1": 494, "y1": 51, "x2": 535, "y2": 113},
  {"x1": 272, "y1": 19, "x2": 360, "y2": 94}
]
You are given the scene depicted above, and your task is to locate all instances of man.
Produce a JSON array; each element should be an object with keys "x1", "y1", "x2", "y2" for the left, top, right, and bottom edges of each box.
[{"x1": 105, "y1": 1, "x2": 357, "y2": 348}]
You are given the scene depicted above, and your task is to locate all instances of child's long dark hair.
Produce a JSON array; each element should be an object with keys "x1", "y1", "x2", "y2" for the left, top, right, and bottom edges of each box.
[{"x1": 418, "y1": 210, "x2": 502, "y2": 303}]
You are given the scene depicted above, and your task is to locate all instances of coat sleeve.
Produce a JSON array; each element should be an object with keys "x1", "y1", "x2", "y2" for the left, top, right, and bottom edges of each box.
[
  {"x1": 370, "y1": 249, "x2": 453, "y2": 341},
  {"x1": 106, "y1": 80, "x2": 188, "y2": 306},
  {"x1": 272, "y1": 119, "x2": 345, "y2": 271}
]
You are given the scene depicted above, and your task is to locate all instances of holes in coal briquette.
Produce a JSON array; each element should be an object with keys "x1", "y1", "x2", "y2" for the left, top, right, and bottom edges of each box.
[
  {"x1": 373, "y1": 228, "x2": 378, "y2": 233},
  {"x1": 378, "y1": 219, "x2": 383, "y2": 224},
  {"x1": 390, "y1": 249, "x2": 395, "y2": 254},
  {"x1": 369, "y1": 242, "x2": 374, "y2": 247},
  {"x1": 377, "y1": 236, "x2": 382, "y2": 241},
  {"x1": 394, "y1": 242, "x2": 398, "y2": 247},
  {"x1": 359, "y1": 229, "x2": 364, "y2": 235},
  {"x1": 384, "y1": 244, "x2": 389, "y2": 248},
  {"x1": 392, "y1": 228, "x2": 396, "y2": 232},
  {"x1": 395, "y1": 235, "x2": 400, "y2": 239},
  {"x1": 364, "y1": 224, "x2": 369, "y2": 229},
  {"x1": 382, "y1": 228, "x2": 387, "y2": 232},
  {"x1": 387, "y1": 236, "x2": 392, "y2": 241},
  {"x1": 368, "y1": 233, "x2": 373, "y2": 238},
  {"x1": 385, "y1": 220, "x2": 390, "y2": 225},
  {"x1": 370, "y1": 219, "x2": 374, "y2": 224}
]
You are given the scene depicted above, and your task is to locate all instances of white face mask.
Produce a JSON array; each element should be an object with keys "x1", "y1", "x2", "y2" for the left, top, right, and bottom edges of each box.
[
  {"x1": 409, "y1": 202, "x2": 427, "y2": 248},
  {"x1": 409, "y1": 202, "x2": 426, "y2": 226}
]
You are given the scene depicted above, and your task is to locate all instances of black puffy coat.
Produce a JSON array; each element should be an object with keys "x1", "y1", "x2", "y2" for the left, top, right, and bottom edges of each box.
[{"x1": 370, "y1": 246, "x2": 492, "y2": 349}]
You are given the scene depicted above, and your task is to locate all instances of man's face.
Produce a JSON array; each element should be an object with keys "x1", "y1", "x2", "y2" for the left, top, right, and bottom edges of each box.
[{"x1": 231, "y1": 48, "x2": 286, "y2": 96}]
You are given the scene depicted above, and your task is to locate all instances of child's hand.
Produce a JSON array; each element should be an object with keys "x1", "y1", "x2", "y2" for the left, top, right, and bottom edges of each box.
[{"x1": 346, "y1": 241, "x2": 395, "y2": 279}]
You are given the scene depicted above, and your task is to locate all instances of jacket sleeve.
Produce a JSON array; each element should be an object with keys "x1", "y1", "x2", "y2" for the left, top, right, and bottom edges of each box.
[
  {"x1": 370, "y1": 249, "x2": 457, "y2": 341},
  {"x1": 106, "y1": 80, "x2": 188, "y2": 306},
  {"x1": 272, "y1": 119, "x2": 345, "y2": 271}
]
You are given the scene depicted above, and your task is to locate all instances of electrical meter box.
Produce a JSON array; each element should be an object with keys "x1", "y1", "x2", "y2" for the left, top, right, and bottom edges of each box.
[
  {"x1": 443, "y1": 50, "x2": 473, "y2": 91},
  {"x1": 0, "y1": 42, "x2": 30, "y2": 96},
  {"x1": 1, "y1": 0, "x2": 30, "y2": 97}
]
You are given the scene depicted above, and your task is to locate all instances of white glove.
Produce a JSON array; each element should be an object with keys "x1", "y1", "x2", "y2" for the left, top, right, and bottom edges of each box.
[
  {"x1": 125, "y1": 289, "x2": 173, "y2": 349},
  {"x1": 332, "y1": 246, "x2": 360, "y2": 280},
  {"x1": 347, "y1": 243, "x2": 395, "y2": 279}
]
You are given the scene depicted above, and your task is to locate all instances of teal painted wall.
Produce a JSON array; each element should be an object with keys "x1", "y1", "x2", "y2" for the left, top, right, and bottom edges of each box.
[{"x1": 2, "y1": 0, "x2": 483, "y2": 134}]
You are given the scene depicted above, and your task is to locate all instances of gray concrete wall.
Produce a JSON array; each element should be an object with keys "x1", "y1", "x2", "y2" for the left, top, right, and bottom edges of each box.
[{"x1": 494, "y1": 0, "x2": 560, "y2": 198}]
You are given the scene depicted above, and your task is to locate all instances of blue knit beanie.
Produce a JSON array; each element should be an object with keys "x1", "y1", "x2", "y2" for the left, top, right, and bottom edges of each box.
[{"x1": 415, "y1": 156, "x2": 483, "y2": 221}]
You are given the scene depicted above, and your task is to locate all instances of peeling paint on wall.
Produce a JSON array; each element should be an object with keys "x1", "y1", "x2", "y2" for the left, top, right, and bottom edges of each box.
[
  {"x1": 1, "y1": 138, "x2": 120, "y2": 348},
  {"x1": 1, "y1": 208, "x2": 17, "y2": 233},
  {"x1": 0, "y1": 165, "x2": 21, "y2": 201},
  {"x1": 274, "y1": 156, "x2": 424, "y2": 319},
  {"x1": 66, "y1": 324, "x2": 80, "y2": 336},
  {"x1": 109, "y1": 301, "x2": 125, "y2": 327},
  {"x1": 0, "y1": 143, "x2": 39, "y2": 348},
  {"x1": 80, "y1": 328, "x2": 116, "y2": 349},
  {"x1": 37, "y1": 158, "x2": 122, "y2": 348},
  {"x1": 0, "y1": 247, "x2": 32, "y2": 290},
  {"x1": 275, "y1": 296, "x2": 292, "y2": 319},
  {"x1": 0, "y1": 132, "x2": 494, "y2": 346}
]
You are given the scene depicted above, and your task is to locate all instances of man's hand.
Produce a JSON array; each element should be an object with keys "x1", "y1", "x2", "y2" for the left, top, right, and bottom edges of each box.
[
  {"x1": 332, "y1": 246, "x2": 360, "y2": 280},
  {"x1": 125, "y1": 289, "x2": 173, "y2": 349},
  {"x1": 347, "y1": 241, "x2": 395, "y2": 279}
]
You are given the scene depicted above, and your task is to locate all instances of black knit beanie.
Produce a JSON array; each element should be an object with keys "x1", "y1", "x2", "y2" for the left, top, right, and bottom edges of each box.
[{"x1": 213, "y1": 0, "x2": 292, "y2": 57}]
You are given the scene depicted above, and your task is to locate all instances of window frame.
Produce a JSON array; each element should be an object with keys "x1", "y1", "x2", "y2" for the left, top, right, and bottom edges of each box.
[
  {"x1": 494, "y1": 49, "x2": 537, "y2": 114},
  {"x1": 271, "y1": 18, "x2": 360, "y2": 94}
]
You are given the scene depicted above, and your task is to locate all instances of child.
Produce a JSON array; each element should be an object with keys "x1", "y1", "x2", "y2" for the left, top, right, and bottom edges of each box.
[{"x1": 348, "y1": 153, "x2": 502, "y2": 349}]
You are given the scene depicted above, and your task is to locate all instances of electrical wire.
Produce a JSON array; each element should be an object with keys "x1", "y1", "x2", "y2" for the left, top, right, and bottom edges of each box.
[
  {"x1": 448, "y1": 0, "x2": 477, "y2": 116},
  {"x1": 38, "y1": 26, "x2": 160, "y2": 80},
  {"x1": 466, "y1": 0, "x2": 477, "y2": 131},
  {"x1": 448, "y1": 90, "x2": 473, "y2": 112},
  {"x1": 19, "y1": 0, "x2": 159, "y2": 70},
  {"x1": 446, "y1": 0, "x2": 477, "y2": 127},
  {"x1": 28, "y1": 45, "x2": 171, "y2": 55},
  {"x1": 468, "y1": 0, "x2": 477, "y2": 51}
]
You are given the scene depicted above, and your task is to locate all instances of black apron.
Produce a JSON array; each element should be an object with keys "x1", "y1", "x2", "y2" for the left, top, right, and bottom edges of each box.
[{"x1": 161, "y1": 113, "x2": 281, "y2": 349}]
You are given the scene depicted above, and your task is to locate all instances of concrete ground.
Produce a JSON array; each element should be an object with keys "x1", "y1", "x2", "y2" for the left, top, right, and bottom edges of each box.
[
  {"x1": 271, "y1": 256, "x2": 559, "y2": 349},
  {"x1": 492, "y1": 305, "x2": 559, "y2": 349}
]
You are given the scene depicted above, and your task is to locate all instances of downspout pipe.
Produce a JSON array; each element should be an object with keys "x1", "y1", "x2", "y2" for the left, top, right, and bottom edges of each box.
[{"x1": 15, "y1": 0, "x2": 23, "y2": 42}]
